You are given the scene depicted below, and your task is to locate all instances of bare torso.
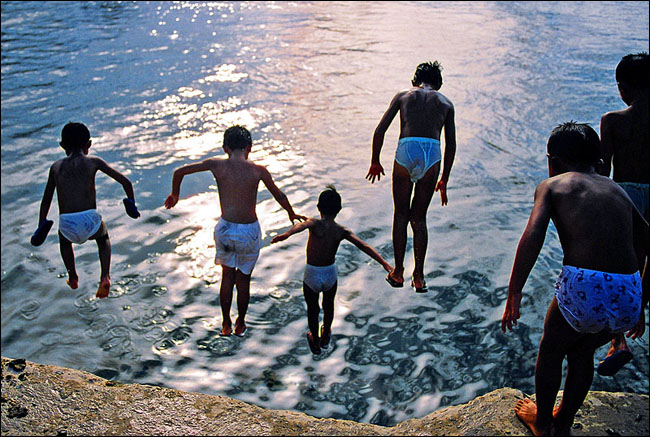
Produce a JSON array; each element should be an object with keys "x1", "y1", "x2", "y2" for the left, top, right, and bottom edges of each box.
[
  {"x1": 209, "y1": 158, "x2": 264, "y2": 224},
  {"x1": 51, "y1": 154, "x2": 100, "y2": 214},
  {"x1": 397, "y1": 87, "x2": 453, "y2": 140},
  {"x1": 547, "y1": 171, "x2": 639, "y2": 273},
  {"x1": 305, "y1": 218, "x2": 350, "y2": 266},
  {"x1": 602, "y1": 101, "x2": 649, "y2": 183}
]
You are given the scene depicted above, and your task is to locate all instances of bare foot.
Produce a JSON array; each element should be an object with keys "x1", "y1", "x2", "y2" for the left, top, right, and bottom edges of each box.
[
  {"x1": 96, "y1": 276, "x2": 110, "y2": 299},
  {"x1": 66, "y1": 275, "x2": 79, "y2": 290},
  {"x1": 221, "y1": 321, "x2": 232, "y2": 336},
  {"x1": 514, "y1": 398, "x2": 551, "y2": 436},
  {"x1": 234, "y1": 318, "x2": 247, "y2": 337},
  {"x1": 411, "y1": 272, "x2": 425, "y2": 290}
]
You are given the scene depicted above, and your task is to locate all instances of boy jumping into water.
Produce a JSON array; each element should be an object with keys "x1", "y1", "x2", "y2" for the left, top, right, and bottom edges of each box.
[
  {"x1": 271, "y1": 185, "x2": 393, "y2": 354},
  {"x1": 597, "y1": 52, "x2": 649, "y2": 376},
  {"x1": 165, "y1": 126, "x2": 305, "y2": 337},
  {"x1": 502, "y1": 122, "x2": 648, "y2": 436},
  {"x1": 366, "y1": 61, "x2": 456, "y2": 293},
  {"x1": 36, "y1": 122, "x2": 139, "y2": 298}
]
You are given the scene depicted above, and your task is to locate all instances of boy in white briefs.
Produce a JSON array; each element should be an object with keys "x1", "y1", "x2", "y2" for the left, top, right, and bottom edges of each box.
[
  {"x1": 271, "y1": 186, "x2": 393, "y2": 354},
  {"x1": 366, "y1": 61, "x2": 457, "y2": 293},
  {"x1": 501, "y1": 122, "x2": 648, "y2": 437},
  {"x1": 165, "y1": 126, "x2": 305, "y2": 337},
  {"x1": 598, "y1": 52, "x2": 649, "y2": 375},
  {"x1": 36, "y1": 122, "x2": 139, "y2": 298}
]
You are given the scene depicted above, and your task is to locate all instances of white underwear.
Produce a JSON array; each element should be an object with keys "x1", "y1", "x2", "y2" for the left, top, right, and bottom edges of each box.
[
  {"x1": 395, "y1": 137, "x2": 442, "y2": 182},
  {"x1": 555, "y1": 265, "x2": 642, "y2": 334},
  {"x1": 214, "y1": 218, "x2": 261, "y2": 275},
  {"x1": 304, "y1": 263, "x2": 337, "y2": 293},
  {"x1": 59, "y1": 209, "x2": 102, "y2": 244}
]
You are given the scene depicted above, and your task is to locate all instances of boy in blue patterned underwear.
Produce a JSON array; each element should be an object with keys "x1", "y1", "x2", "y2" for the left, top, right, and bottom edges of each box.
[
  {"x1": 597, "y1": 52, "x2": 649, "y2": 376},
  {"x1": 502, "y1": 122, "x2": 647, "y2": 436},
  {"x1": 366, "y1": 61, "x2": 457, "y2": 293}
]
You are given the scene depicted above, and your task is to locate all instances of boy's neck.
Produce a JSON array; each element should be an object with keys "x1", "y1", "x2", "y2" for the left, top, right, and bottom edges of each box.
[
  {"x1": 319, "y1": 213, "x2": 337, "y2": 221},
  {"x1": 227, "y1": 149, "x2": 248, "y2": 160}
]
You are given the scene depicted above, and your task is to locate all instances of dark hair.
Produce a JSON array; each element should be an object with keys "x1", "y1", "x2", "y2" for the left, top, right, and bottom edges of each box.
[
  {"x1": 616, "y1": 52, "x2": 649, "y2": 89},
  {"x1": 60, "y1": 122, "x2": 90, "y2": 151},
  {"x1": 317, "y1": 185, "x2": 342, "y2": 216},
  {"x1": 547, "y1": 121, "x2": 600, "y2": 164},
  {"x1": 411, "y1": 61, "x2": 443, "y2": 90},
  {"x1": 223, "y1": 125, "x2": 252, "y2": 150}
]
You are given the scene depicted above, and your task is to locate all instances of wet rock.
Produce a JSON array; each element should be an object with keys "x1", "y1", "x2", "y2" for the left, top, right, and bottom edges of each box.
[
  {"x1": 6, "y1": 404, "x2": 28, "y2": 418},
  {"x1": 7, "y1": 358, "x2": 26, "y2": 372}
]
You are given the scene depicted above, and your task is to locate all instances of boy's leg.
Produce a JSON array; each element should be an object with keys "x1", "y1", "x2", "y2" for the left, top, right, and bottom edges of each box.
[
  {"x1": 320, "y1": 282, "x2": 338, "y2": 347},
  {"x1": 220, "y1": 265, "x2": 236, "y2": 335},
  {"x1": 391, "y1": 162, "x2": 413, "y2": 284},
  {"x1": 91, "y1": 222, "x2": 111, "y2": 299},
  {"x1": 303, "y1": 282, "x2": 321, "y2": 347},
  {"x1": 58, "y1": 232, "x2": 78, "y2": 289},
  {"x1": 410, "y1": 163, "x2": 440, "y2": 288},
  {"x1": 234, "y1": 269, "x2": 251, "y2": 335}
]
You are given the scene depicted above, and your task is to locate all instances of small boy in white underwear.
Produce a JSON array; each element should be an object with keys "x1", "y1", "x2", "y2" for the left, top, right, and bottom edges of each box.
[
  {"x1": 366, "y1": 61, "x2": 457, "y2": 293},
  {"x1": 271, "y1": 185, "x2": 393, "y2": 354},
  {"x1": 36, "y1": 122, "x2": 138, "y2": 298},
  {"x1": 501, "y1": 122, "x2": 648, "y2": 436},
  {"x1": 597, "y1": 52, "x2": 649, "y2": 375},
  {"x1": 165, "y1": 126, "x2": 305, "y2": 337}
]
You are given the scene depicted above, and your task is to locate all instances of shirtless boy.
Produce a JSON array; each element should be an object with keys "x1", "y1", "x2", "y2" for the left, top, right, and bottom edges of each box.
[
  {"x1": 165, "y1": 126, "x2": 305, "y2": 337},
  {"x1": 36, "y1": 122, "x2": 139, "y2": 298},
  {"x1": 502, "y1": 122, "x2": 647, "y2": 436},
  {"x1": 366, "y1": 61, "x2": 456, "y2": 293},
  {"x1": 271, "y1": 186, "x2": 393, "y2": 354},
  {"x1": 598, "y1": 52, "x2": 649, "y2": 376}
]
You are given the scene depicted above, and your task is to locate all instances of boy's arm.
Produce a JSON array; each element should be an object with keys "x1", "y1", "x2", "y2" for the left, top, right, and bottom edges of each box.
[
  {"x1": 598, "y1": 113, "x2": 614, "y2": 177},
  {"x1": 95, "y1": 158, "x2": 136, "y2": 200},
  {"x1": 366, "y1": 93, "x2": 401, "y2": 184},
  {"x1": 260, "y1": 167, "x2": 306, "y2": 223},
  {"x1": 435, "y1": 103, "x2": 457, "y2": 206},
  {"x1": 271, "y1": 218, "x2": 314, "y2": 244},
  {"x1": 626, "y1": 209, "x2": 649, "y2": 339},
  {"x1": 164, "y1": 160, "x2": 214, "y2": 209},
  {"x1": 501, "y1": 181, "x2": 552, "y2": 333},
  {"x1": 38, "y1": 166, "x2": 56, "y2": 224},
  {"x1": 344, "y1": 231, "x2": 393, "y2": 273}
]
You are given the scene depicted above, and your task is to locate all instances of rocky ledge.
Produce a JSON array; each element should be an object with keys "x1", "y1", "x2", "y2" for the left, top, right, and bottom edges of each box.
[{"x1": 1, "y1": 356, "x2": 648, "y2": 436}]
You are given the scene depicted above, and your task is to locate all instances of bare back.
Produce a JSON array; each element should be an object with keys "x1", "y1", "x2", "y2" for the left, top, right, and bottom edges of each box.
[
  {"x1": 397, "y1": 87, "x2": 453, "y2": 140},
  {"x1": 51, "y1": 154, "x2": 101, "y2": 213},
  {"x1": 601, "y1": 103, "x2": 649, "y2": 183},
  {"x1": 545, "y1": 172, "x2": 640, "y2": 273},
  {"x1": 209, "y1": 158, "x2": 265, "y2": 224},
  {"x1": 305, "y1": 219, "x2": 350, "y2": 266}
]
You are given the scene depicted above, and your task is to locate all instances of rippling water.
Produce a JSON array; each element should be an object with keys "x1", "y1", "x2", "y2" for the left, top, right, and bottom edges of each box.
[{"x1": 2, "y1": 1, "x2": 648, "y2": 426}]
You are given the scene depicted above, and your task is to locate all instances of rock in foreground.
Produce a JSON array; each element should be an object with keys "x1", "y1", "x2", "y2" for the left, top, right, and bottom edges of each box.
[{"x1": 1, "y1": 356, "x2": 647, "y2": 436}]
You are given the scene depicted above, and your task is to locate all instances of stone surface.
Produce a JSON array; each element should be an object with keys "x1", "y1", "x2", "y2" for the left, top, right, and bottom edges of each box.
[{"x1": 1, "y1": 356, "x2": 648, "y2": 436}]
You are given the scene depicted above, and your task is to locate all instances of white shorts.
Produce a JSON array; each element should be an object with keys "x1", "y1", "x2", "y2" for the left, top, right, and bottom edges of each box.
[
  {"x1": 214, "y1": 218, "x2": 261, "y2": 275},
  {"x1": 303, "y1": 263, "x2": 337, "y2": 293},
  {"x1": 395, "y1": 137, "x2": 442, "y2": 182},
  {"x1": 59, "y1": 209, "x2": 102, "y2": 244}
]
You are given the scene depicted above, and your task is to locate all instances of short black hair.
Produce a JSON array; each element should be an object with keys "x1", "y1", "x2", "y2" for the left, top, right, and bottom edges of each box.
[
  {"x1": 60, "y1": 122, "x2": 90, "y2": 151},
  {"x1": 317, "y1": 185, "x2": 342, "y2": 216},
  {"x1": 616, "y1": 52, "x2": 649, "y2": 89},
  {"x1": 223, "y1": 125, "x2": 252, "y2": 150},
  {"x1": 411, "y1": 61, "x2": 443, "y2": 90},
  {"x1": 547, "y1": 121, "x2": 600, "y2": 165}
]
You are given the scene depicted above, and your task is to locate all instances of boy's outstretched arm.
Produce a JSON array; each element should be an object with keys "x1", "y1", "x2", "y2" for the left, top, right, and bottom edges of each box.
[
  {"x1": 164, "y1": 161, "x2": 213, "y2": 209},
  {"x1": 38, "y1": 167, "x2": 56, "y2": 224},
  {"x1": 435, "y1": 104, "x2": 457, "y2": 206},
  {"x1": 501, "y1": 181, "x2": 552, "y2": 333},
  {"x1": 96, "y1": 158, "x2": 136, "y2": 200},
  {"x1": 366, "y1": 93, "x2": 400, "y2": 184},
  {"x1": 271, "y1": 218, "x2": 314, "y2": 244},
  {"x1": 260, "y1": 168, "x2": 306, "y2": 223},
  {"x1": 344, "y1": 231, "x2": 393, "y2": 273}
]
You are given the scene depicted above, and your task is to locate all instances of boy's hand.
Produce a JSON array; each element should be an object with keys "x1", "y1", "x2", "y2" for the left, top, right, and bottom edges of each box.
[
  {"x1": 435, "y1": 180, "x2": 448, "y2": 206},
  {"x1": 501, "y1": 292, "x2": 521, "y2": 333},
  {"x1": 271, "y1": 234, "x2": 287, "y2": 244},
  {"x1": 366, "y1": 162, "x2": 385, "y2": 184},
  {"x1": 164, "y1": 194, "x2": 178, "y2": 209},
  {"x1": 290, "y1": 213, "x2": 307, "y2": 223},
  {"x1": 626, "y1": 311, "x2": 645, "y2": 340},
  {"x1": 383, "y1": 263, "x2": 393, "y2": 274}
]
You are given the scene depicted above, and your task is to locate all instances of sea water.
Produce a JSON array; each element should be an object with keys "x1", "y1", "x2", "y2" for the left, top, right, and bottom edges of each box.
[{"x1": 1, "y1": 1, "x2": 648, "y2": 426}]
